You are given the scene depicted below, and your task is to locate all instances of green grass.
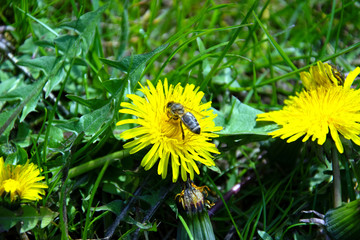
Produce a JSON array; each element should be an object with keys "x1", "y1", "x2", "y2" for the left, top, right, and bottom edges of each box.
[{"x1": 1, "y1": 0, "x2": 360, "y2": 239}]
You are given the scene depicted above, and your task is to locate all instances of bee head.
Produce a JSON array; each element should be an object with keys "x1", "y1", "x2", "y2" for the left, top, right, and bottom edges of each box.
[{"x1": 167, "y1": 101, "x2": 175, "y2": 108}]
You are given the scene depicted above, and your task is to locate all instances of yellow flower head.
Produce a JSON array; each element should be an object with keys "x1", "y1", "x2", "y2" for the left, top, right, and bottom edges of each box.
[
  {"x1": 0, "y1": 157, "x2": 48, "y2": 202},
  {"x1": 117, "y1": 79, "x2": 222, "y2": 182},
  {"x1": 300, "y1": 61, "x2": 345, "y2": 90},
  {"x1": 257, "y1": 62, "x2": 360, "y2": 154}
]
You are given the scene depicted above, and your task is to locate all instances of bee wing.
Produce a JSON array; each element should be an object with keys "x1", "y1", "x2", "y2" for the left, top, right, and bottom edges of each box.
[{"x1": 183, "y1": 106, "x2": 206, "y2": 119}]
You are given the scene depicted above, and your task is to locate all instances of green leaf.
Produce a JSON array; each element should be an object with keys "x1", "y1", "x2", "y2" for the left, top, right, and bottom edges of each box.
[
  {"x1": 100, "y1": 44, "x2": 168, "y2": 89},
  {"x1": 216, "y1": 96, "x2": 277, "y2": 136},
  {"x1": 325, "y1": 199, "x2": 360, "y2": 240},
  {"x1": 17, "y1": 56, "x2": 65, "y2": 98},
  {"x1": 39, "y1": 207, "x2": 59, "y2": 228},
  {"x1": 55, "y1": 102, "x2": 112, "y2": 135},
  {"x1": 59, "y1": 4, "x2": 108, "y2": 52},
  {"x1": 0, "y1": 79, "x2": 45, "y2": 123},
  {"x1": 20, "y1": 205, "x2": 38, "y2": 232},
  {"x1": 17, "y1": 56, "x2": 60, "y2": 75},
  {"x1": 93, "y1": 200, "x2": 123, "y2": 215},
  {"x1": 48, "y1": 126, "x2": 65, "y2": 148},
  {"x1": 101, "y1": 78, "x2": 127, "y2": 97},
  {"x1": 258, "y1": 230, "x2": 273, "y2": 240},
  {"x1": 0, "y1": 109, "x2": 17, "y2": 140},
  {"x1": 0, "y1": 206, "x2": 17, "y2": 231},
  {"x1": 54, "y1": 35, "x2": 80, "y2": 58},
  {"x1": 66, "y1": 95, "x2": 109, "y2": 110},
  {"x1": 207, "y1": 165, "x2": 221, "y2": 174},
  {"x1": 125, "y1": 216, "x2": 157, "y2": 231},
  {"x1": 0, "y1": 206, "x2": 58, "y2": 233}
]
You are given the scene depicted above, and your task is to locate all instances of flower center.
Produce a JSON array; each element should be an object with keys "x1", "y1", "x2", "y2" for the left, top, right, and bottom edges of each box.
[{"x1": 3, "y1": 179, "x2": 21, "y2": 193}]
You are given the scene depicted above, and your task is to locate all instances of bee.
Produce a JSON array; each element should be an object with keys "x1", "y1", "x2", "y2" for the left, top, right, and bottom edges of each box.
[
  {"x1": 166, "y1": 101, "x2": 200, "y2": 140},
  {"x1": 329, "y1": 64, "x2": 345, "y2": 86}
]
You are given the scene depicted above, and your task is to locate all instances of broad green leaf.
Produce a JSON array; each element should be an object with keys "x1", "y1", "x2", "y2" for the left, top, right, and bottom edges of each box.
[
  {"x1": 48, "y1": 126, "x2": 65, "y2": 148},
  {"x1": 125, "y1": 216, "x2": 157, "y2": 231},
  {"x1": 93, "y1": 200, "x2": 123, "y2": 215},
  {"x1": 54, "y1": 35, "x2": 80, "y2": 58},
  {"x1": 66, "y1": 95, "x2": 109, "y2": 110},
  {"x1": 55, "y1": 102, "x2": 112, "y2": 135},
  {"x1": 0, "y1": 108, "x2": 17, "y2": 140},
  {"x1": 100, "y1": 44, "x2": 168, "y2": 89},
  {"x1": 20, "y1": 205, "x2": 38, "y2": 232},
  {"x1": 39, "y1": 207, "x2": 59, "y2": 228},
  {"x1": 17, "y1": 56, "x2": 60, "y2": 75},
  {"x1": 43, "y1": 68, "x2": 66, "y2": 98},
  {"x1": 5, "y1": 144, "x2": 28, "y2": 165},
  {"x1": 0, "y1": 79, "x2": 42, "y2": 101},
  {"x1": 101, "y1": 79, "x2": 127, "y2": 97},
  {"x1": 0, "y1": 79, "x2": 45, "y2": 123},
  {"x1": 0, "y1": 206, "x2": 58, "y2": 233},
  {"x1": 0, "y1": 206, "x2": 17, "y2": 231},
  {"x1": 258, "y1": 230, "x2": 273, "y2": 240},
  {"x1": 59, "y1": 4, "x2": 108, "y2": 53},
  {"x1": 20, "y1": 86, "x2": 42, "y2": 122},
  {"x1": 17, "y1": 56, "x2": 65, "y2": 98},
  {"x1": 0, "y1": 77, "x2": 22, "y2": 96},
  {"x1": 216, "y1": 96, "x2": 277, "y2": 136}
]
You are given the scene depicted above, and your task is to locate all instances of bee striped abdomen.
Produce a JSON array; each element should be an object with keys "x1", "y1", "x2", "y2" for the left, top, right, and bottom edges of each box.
[{"x1": 181, "y1": 112, "x2": 201, "y2": 134}]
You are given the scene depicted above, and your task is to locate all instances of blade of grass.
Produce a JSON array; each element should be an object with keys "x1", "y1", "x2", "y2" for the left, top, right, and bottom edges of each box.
[
  {"x1": 82, "y1": 158, "x2": 110, "y2": 240},
  {"x1": 252, "y1": 11, "x2": 297, "y2": 71},
  {"x1": 319, "y1": 0, "x2": 337, "y2": 58},
  {"x1": 199, "y1": 0, "x2": 258, "y2": 90},
  {"x1": 254, "y1": 41, "x2": 360, "y2": 88},
  {"x1": 178, "y1": 214, "x2": 195, "y2": 240},
  {"x1": 15, "y1": 7, "x2": 59, "y2": 36},
  {"x1": 207, "y1": 175, "x2": 243, "y2": 240}
]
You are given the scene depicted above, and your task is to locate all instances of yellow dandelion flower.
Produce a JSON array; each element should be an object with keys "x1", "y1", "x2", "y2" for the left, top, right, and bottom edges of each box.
[
  {"x1": 0, "y1": 157, "x2": 48, "y2": 202},
  {"x1": 116, "y1": 79, "x2": 222, "y2": 182},
  {"x1": 257, "y1": 63, "x2": 360, "y2": 154},
  {"x1": 300, "y1": 61, "x2": 345, "y2": 90}
]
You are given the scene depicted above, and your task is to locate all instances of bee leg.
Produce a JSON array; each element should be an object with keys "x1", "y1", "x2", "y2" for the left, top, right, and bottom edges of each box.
[{"x1": 180, "y1": 121, "x2": 185, "y2": 140}]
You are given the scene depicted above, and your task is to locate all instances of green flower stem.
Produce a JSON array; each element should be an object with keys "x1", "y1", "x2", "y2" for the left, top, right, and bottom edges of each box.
[
  {"x1": 332, "y1": 146, "x2": 342, "y2": 208},
  {"x1": 68, "y1": 149, "x2": 130, "y2": 179}
]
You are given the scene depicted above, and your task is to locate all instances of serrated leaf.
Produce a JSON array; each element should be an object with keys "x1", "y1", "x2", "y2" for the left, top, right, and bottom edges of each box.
[
  {"x1": 43, "y1": 68, "x2": 66, "y2": 98},
  {"x1": 0, "y1": 206, "x2": 58, "y2": 233},
  {"x1": 100, "y1": 44, "x2": 168, "y2": 89},
  {"x1": 55, "y1": 102, "x2": 112, "y2": 135},
  {"x1": 20, "y1": 205, "x2": 38, "y2": 232},
  {"x1": 17, "y1": 56, "x2": 65, "y2": 98},
  {"x1": 0, "y1": 206, "x2": 17, "y2": 232},
  {"x1": 20, "y1": 88, "x2": 41, "y2": 122},
  {"x1": 101, "y1": 78, "x2": 126, "y2": 96},
  {"x1": 39, "y1": 207, "x2": 58, "y2": 228},
  {"x1": 0, "y1": 79, "x2": 42, "y2": 101},
  {"x1": 59, "y1": 4, "x2": 108, "y2": 52},
  {"x1": 66, "y1": 95, "x2": 109, "y2": 109},
  {"x1": 17, "y1": 56, "x2": 59, "y2": 75},
  {"x1": 125, "y1": 216, "x2": 157, "y2": 231},
  {"x1": 216, "y1": 96, "x2": 278, "y2": 136},
  {"x1": 0, "y1": 79, "x2": 44, "y2": 123},
  {"x1": 0, "y1": 109, "x2": 17, "y2": 140},
  {"x1": 54, "y1": 35, "x2": 80, "y2": 58}
]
